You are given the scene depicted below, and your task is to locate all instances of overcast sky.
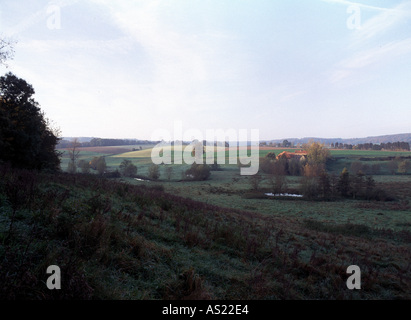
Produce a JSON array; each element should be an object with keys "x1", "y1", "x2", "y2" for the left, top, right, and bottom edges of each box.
[{"x1": 1, "y1": 0, "x2": 411, "y2": 140}]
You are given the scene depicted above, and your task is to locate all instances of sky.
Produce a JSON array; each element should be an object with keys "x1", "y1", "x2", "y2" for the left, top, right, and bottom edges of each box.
[{"x1": 1, "y1": 0, "x2": 411, "y2": 141}]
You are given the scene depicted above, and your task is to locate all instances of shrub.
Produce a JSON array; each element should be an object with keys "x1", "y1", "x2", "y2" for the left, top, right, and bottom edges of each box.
[
  {"x1": 185, "y1": 163, "x2": 211, "y2": 181},
  {"x1": 78, "y1": 160, "x2": 90, "y2": 174},
  {"x1": 90, "y1": 156, "x2": 106, "y2": 175},
  {"x1": 96, "y1": 158, "x2": 106, "y2": 175},
  {"x1": 119, "y1": 159, "x2": 137, "y2": 177},
  {"x1": 148, "y1": 164, "x2": 160, "y2": 180}
]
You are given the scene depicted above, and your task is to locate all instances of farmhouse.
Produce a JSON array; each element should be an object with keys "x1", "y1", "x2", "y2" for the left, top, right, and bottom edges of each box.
[{"x1": 276, "y1": 150, "x2": 307, "y2": 160}]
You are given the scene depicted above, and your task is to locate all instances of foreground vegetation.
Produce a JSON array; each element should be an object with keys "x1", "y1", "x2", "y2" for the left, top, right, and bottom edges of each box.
[{"x1": 1, "y1": 161, "x2": 410, "y2": 299}]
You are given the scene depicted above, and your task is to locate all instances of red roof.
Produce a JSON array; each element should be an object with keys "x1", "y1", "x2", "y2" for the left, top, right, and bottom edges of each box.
[{"x1": 277, "y1": 151, "x2": 307, "y2": 160}]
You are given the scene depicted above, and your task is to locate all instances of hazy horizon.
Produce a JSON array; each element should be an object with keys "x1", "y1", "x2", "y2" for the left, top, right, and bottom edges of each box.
[{"x1": 1, "y1": 0, "x2": 411, "y2": 140}]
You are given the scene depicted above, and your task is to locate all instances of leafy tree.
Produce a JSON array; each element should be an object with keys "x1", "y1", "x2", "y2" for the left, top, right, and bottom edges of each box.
[
  {"x1": 78, "y1": 159, "x2": 90, "y2": 174},
  {"x1": 119, "y1": 159, "x2": 137, "y2": 177},
  {"x1": 96, "y1": 157, "x2": 106, "y2": 175},
  {"x1": 274, "y1": 157, "x2": 288, "y2": 176},
  {"x1": 0, "y1": 73, "x2": 61, "y2": 170},
  {"x1": 304, "y1": 141, "x2": 331, "y2": 170},
  {"x1": 300, "y1": 176, "x2": 318, "y2": 200},
  {"x1": 300, "y1": 163, "x2": 319, "y2": 199},
  {"x1": 90, "y1": 157, "x2": 99, "y2": 170},
  {"x1": 185, "y1": 163, "x2": 210, "y2": 181},
  {"x1": 318, "y1": 171, "x2": 332, "y2": 199},
  {"x1": 351, "y1": 171, "x2": 365, "y2": 199},
  {"x1": 260, "y1": 157, "x2": 275, "y2": 174},
  {"x1": 148, "y1": 164, "x2": 160, "y2": 180},
  {"x1": 337, "y1": 168, "x2": 351, "y2": 197},
  {"x1": 90, "y1": 156, "x2": 106, "y2": 175},
  {"x1": 288, "y1": 157, "x2": 302, "y2": 176}
]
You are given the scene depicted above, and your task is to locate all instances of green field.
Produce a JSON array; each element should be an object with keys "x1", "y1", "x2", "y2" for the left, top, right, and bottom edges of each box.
[
  {"x1": 60, "y1": 145, "x2": 411, "y2": 233},
  {"x1": 61, "y1": 145, "x2": 411, "y2": 178},
  {"x1": 329, "y1": 149, "x2": 411, "y2": 157},
  {"x1": 59, "y1": 145, "x2": 411, "y2": 235}
]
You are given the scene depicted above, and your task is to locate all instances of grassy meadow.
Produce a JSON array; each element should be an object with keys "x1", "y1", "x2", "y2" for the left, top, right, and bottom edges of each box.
[
  {"x1": 59, "y1": 145, "x2": 411, "y2": 233},
  {"x1": 1, "y1": 145, "x2": 410, "y2": 300}
]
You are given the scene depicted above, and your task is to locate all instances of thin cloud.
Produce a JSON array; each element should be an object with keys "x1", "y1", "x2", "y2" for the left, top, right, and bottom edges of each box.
[
  {"x1": 329, "y1": 1, "x2": 411, "y2": 84},
  {"x1": 350, "y1": 2, "x2": 411, "y2": 46},
  {"x1": 85, "y1": 0, "x2": 246, "y2": 120},
  {"x1": 330, "y1": 37, "x2": 411, "y2": 83}
]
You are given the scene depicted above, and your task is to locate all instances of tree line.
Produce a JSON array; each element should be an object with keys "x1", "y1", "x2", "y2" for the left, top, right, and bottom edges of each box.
[
  {"x1": 58, "y1": 138, "x2": 153, "y2": 149},
  {"x1": 300, "y1": 167, "x2": 391, "y2": 201},
  {"x1": 331, "y1": 141, "x2": 410, "y2": 151}
]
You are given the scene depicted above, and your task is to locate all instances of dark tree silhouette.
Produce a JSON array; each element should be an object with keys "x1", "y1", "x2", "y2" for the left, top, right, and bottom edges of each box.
[{"x1": 0, "y1": 73, "x2": 61, "y2": 170}]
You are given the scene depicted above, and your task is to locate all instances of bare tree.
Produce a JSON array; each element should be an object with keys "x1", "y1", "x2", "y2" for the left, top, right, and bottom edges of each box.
[
  {"x1": 67, "y1": 138, "x2": 81, "y2": 174},
  {"x1": 0, "y1": 38, "x2": 16, "y2": 66},
  {"x1": 249, "y1": 174, "x2": 262, "y2": 191}
]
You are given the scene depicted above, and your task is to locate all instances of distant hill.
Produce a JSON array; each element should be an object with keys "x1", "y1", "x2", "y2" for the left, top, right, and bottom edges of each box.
[
  {"x1": 62, "y1": 133, "x2": 411, "y2": 147},
  {"x1": 62, "y1": 137, "x2": 96, "y2": 143},
  {"x1": 264, "y1": 133, "x2": 411, "y2": 146},
  {"x1": 343, "y1": 133, "x2": 411, "y2": 145}
]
